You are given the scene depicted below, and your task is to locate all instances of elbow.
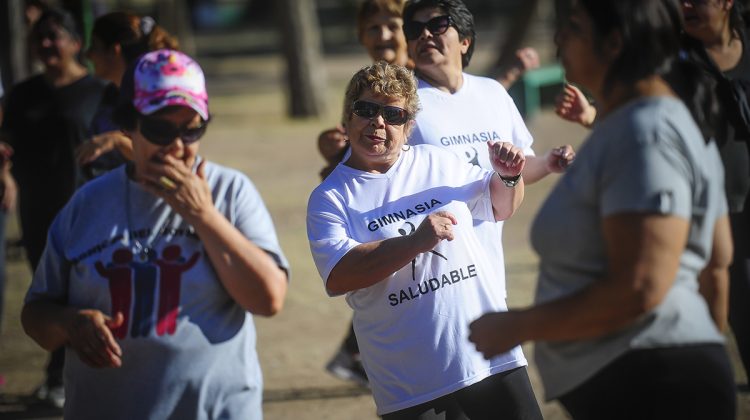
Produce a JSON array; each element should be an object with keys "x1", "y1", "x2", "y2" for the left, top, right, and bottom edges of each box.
[{"x1": 252, "y1": 272, "x2": 288, "y2": 317}]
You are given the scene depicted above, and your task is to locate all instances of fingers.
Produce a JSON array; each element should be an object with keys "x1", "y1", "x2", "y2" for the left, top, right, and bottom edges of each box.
[
  {"x1": 549, "y1": 145, "x2": 576, "y2": 171},
  {"x1": 487, "y1": 141, "x2": 525, "y2": 175},
  {"x1": 70, "y1": 311, "x2": 123, "y2": 368}
]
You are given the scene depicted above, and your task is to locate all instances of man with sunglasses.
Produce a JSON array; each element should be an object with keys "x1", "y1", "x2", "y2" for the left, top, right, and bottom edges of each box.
[{"x1": 21, "y1": 49, "x2": 289, "y2": 419}]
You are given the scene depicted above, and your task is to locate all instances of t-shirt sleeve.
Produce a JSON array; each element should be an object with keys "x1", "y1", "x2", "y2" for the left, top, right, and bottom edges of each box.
[
  {"x1": 25, "y1": 208, "x2": 71, "y2": 304},
  {"x1": 233, "y1": 174, "x2": 290, "y2": 276},
  {"x1": 306, "y1": 189, "x2": 361, "y2": 294},
  {"x1": 600, "y1": 132, "x2": 693, "y2": 219}
]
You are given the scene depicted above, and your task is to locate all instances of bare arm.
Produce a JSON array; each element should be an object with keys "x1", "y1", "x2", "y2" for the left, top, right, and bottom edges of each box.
[
  {"x1": 698, "y1": 215, "x2": 732, "y2": 332},
  {"x1": 486, "y1": 141, "x2": 525, "y2": 220},
  {"x1": 22, "y1": 301, "x2": 124, "y2": 368},
  {"x1": 142, "y1": 156, "x2": 288, "y2": 316},
  {"x1": 470, "y1": 214, "x2": 688, "y2": 357},
  {"x1": 520, "y1": 145, "x2": 576, "y2": 185},
  {"x1": 327, "y1": 211, "x2": 458, "y2": 295}
]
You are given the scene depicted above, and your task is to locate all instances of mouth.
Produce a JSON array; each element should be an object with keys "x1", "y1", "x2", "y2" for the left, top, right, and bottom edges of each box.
[{"x1": 365, "y1": 134, "x2": 385, "y2": 143}]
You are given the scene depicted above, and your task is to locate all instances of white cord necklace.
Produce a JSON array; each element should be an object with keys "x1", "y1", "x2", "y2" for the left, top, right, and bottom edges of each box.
[{"x1": 125, "y1": 165, "x2": 176, "y2": 262}]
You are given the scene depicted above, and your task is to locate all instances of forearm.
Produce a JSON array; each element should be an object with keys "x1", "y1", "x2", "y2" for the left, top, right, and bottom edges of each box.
[
  {"x1": 489, "y1": 175, "x2": 524, "y2": 220},
  {"x1": 520, "y1": 155, "x2": 550, "y2": 184},
  {"x1": 22, "y1": 301, "x2": 75, "y2": 351},
  {"x1": 327, "y1": 235, "x2": 422, "y2": 295},
  {"x1": 698, "y1": 267, "x2": 729, "y2": 332},
  {"x1": 192, "y1": 208, "x2": 288, "y2": 316},
  {"x1": 519, "y1": 276, "x2": 663, "y2": 343}
]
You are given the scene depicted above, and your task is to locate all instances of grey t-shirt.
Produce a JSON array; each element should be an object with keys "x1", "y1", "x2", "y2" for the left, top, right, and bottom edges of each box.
[
  {"x1": 26, "y1": 161, "x2": 289, "y2": 419},
  {"x1": 530, "y1": 97, "x2": 727, "y2": 399}
]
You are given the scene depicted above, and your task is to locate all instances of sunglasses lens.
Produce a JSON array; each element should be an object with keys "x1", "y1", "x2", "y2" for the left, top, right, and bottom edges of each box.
[
  {"x1": 427, "y1": 16, "x2": 451, "y2": 35},
  {"x1": 404, "y1": 21, "x2": 425, "y2": 40},
  {"x1": 181, "y1": 125, "x2": 207, "y2": 144},
  {"x1": 383, "y1": 107, "x2": 408, "y2": 125},
  {"x1": 353, "y1": 101, "x2": 379, "y2": 119},
  {"x1": 404, "y1": 16, "x2": 451, "y2": 40},
  {"x1": 140, "y1": 119, "x2": 176, "y2": 146}
]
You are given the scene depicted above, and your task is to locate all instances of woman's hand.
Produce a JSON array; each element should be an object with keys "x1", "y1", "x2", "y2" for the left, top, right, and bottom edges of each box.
[
  {"x1": 75, "y1": 131, "x2": 133, "y2": 165},
  {"x1": 65, "y1": 309, "x2": 124, "y2": 368},
  {"x1": 487, "y1": 141, "x2": 525, "y2": 178},
  {"x1": 555, "y1": 84, "x2": 597, "y2": 128},
  {"x1": 469, "y1": 311, "x2": 525, "y2": 359},
  {"x1": 414, "y1": 211, "x2": 458, "y2": 252},
  {"x1": 317, "y1": 124, "x2": 348, "y2": 163},
  {"x1": 141, "y1": 154, "x2": 214, "y2": 223},
  {"x1": 543, "y1": 144, "x2": 576, "y2": 173}
]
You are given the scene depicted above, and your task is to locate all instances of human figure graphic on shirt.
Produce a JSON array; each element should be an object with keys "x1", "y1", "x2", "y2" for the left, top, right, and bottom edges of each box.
[
  {"x1": 155, "y1": 245, "x2": 200, "y2": 336},
  {"x1": 94, "y1": 248, "x2": 134, "y2": 339},
  {"x1": 130, "y1": 248, "x2": 158, "y2": 338},
  {"x1": 398, "y1": 221, "x2": 447, "y2": 281}
]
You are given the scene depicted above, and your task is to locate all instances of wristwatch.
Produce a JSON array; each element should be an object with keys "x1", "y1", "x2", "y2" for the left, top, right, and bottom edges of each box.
[{"x1": 497, "y1": 173, "x2": 521, "y2": 188}]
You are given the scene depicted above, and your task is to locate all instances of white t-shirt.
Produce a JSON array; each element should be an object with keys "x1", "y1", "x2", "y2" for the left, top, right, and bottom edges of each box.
[
  {"x1": 409, "y1": 73, "x2": 534, "y2": 299},
  {"x1": 307, "y1": 145, "x2": 526, "y2": 415}
]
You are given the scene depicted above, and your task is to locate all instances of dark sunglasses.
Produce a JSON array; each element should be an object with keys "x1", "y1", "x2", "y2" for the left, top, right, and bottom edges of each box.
[
  {"x1": 403, "y1": 15, "x2": 454, "y2": 41},
  {"x1": 352, "y1": 100, "x2": 410, "y2": 125},
  {"x1": 139, "y1": 116, "x2": 209, "y2": 146}
]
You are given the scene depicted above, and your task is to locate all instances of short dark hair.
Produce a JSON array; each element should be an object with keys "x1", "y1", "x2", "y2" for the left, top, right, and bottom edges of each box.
[
  {"x1": 31, "y1": 8, "x2": 81, "y2": 42},
  {"x1": 403, "y1": 0, "x2": 475, "y2": 68}
]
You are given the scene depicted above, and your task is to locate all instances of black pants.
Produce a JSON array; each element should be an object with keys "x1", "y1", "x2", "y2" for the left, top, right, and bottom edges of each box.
[
  {"x1": 382, "y1": 367, "x2": 543, "y2": 420},
  {"x1": 558, "y1": 345, "x2": 736, "y2": 420},
  {"x1": 729, "y1": 203, "x2": 750, "y2": 383},
  {"x1": 19, "y1": 200, "x2": 65, "y2": 387}
]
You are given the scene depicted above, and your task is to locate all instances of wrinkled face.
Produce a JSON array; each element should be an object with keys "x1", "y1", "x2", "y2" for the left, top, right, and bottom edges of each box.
[
  {"x1": 31, "y1": 21, "x2": 81, "y2": 69},
  {"x1": 555, "y1": 3, "x2": 609, "y2": 95},
  {"x1": 406, "y1": 7, "x2": 469, "y2": 76},
  {"x1": 361, "y1": 11, "x2": 408, "y2": 66},
  {"x1": 129, "y1": 106, "x2": 202, "y2": 181},
  {"x1": 344, "y1": 90, "x2": 410, "y2": 173},
  {"x1": 681, "y1": 0, "x2": 733, "y2": 41}
]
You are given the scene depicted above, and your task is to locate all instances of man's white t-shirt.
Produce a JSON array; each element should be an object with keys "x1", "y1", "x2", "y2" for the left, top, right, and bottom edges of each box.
[
  {"x1": 307, "y1": 145, "x2": 526, "y2": 414},
  {"x1": 409, "y1": 74, "x2": 535, "y2": 300}
]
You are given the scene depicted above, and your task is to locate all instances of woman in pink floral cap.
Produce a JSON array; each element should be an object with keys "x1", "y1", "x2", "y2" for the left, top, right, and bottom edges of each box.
[{"x1": 21, "y1": 49, "x2": 289, "y2": 420}]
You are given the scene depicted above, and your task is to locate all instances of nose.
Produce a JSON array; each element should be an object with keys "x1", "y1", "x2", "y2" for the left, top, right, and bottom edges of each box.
[
  {"x1": 369, "y1": 114, "x2": 386, "y2": 128},
  {"x1": 418, "y1": 25, "x2": 432, "y2": 41}
]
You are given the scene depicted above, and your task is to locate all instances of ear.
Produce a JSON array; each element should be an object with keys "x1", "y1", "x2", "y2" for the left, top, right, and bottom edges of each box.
[
  {"x1": 603, "y1": 30, "x2": 623, "y2": 63},
  {"x1": 724, "y1": 0, "x2": 734, "y2": 12},
  {"x1": 460, "y1": 36, "x2": 471, "y2": 55},
  {"x1": 113, "y1": 43, "x2": 122, "y2": 57}
]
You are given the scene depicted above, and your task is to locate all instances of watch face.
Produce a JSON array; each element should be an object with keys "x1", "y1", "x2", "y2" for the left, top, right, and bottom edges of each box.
[{"x1": 497, "y1": 172, "x2": 521, "y2": 187}]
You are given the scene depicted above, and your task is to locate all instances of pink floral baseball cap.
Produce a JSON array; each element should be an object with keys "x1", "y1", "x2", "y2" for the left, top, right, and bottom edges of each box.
[{"x1": 132, "y1": 49, "x2": 209, "y2": 120}]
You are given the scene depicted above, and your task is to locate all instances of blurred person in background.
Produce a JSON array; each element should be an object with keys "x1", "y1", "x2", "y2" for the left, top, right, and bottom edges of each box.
[
  {"x1": 78, "y1": 11, "x2": 180, "y2": 179},
  {"x1": 0, "y1": 8, "x2": 109, "y2": 408},
  {"x1": 21, "y1": 49, "x2": 289, "y2": 419},
  {"x1": 555, "y1": 0, "x2": 750, "y2": 387},
  {"x1": 470, "y1": 0, "x2": 735, "y2": 418}
]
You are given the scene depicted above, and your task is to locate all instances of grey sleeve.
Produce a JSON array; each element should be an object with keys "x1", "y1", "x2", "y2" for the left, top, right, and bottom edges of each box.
[
  {"x1": 25, "y1": 210, "x2": 71, "y2": 304},
  {"x1": 600, "y1": 134, "x2": 693, "y2": 219},
  {"x1": 233, "y1": 175, "x2": 290, "y2": 276}
]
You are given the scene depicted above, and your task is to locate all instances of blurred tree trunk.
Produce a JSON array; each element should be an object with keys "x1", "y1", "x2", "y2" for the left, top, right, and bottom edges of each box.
[
  {"x1": 156, "y1": 0, "x2": 196, "y2": 56},
  {"x1": 0, "y1": 0, "x2": 28, "y2": 90},
  {"x1": 488, "y1": 0, "x2": 539, "y2": 78},
  {"x1": 276, "y1": 0, "x2": 327, "y2": 118}
]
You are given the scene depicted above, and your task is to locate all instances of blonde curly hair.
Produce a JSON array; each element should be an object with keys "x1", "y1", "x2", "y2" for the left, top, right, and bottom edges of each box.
[{"x1": 342, "y1": 61, "x2": 420, "y2": 133}]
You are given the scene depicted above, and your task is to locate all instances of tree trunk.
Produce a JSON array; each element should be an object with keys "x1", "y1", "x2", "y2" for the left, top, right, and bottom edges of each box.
[
  {"x1": 276, "y1": 0, "x2": 327, "y2": 118},
  {"x1": 156, "y1": 0, "x2": 196, "y2": 56},
  {"x1": 488, "y1": 0, "x2": 539, "y2": 79},
  {"x1": 0, "y1": 0, "x2": 29, "y2": 90}
]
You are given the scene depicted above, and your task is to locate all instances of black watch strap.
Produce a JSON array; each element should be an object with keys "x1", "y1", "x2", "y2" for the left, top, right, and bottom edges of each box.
[{"x1": 497, "y1": 173, "x2": 521, "y2": 187}]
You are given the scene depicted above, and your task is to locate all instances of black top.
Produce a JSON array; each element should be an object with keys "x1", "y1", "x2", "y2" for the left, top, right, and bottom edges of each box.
[
  {"x1": 720, "y1": 33, "x2": 750, "y2": 213},
  {"x1": 1, "y1": 73, "x2": 108, "y2": 212}
]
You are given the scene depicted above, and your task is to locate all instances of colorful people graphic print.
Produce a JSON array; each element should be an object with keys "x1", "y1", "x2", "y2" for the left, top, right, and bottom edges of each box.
[{"x1": 95, "y1": 244, "x2": 200, "y2": 338}]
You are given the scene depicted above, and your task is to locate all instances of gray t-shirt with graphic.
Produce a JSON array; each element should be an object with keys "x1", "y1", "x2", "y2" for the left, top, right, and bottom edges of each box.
[
  {"x1": 26, "y1": 161, "x2": 289, "y2": 419},
  {"x1": 530, "y1": 97, "x2": 727, "y2": 399}
]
